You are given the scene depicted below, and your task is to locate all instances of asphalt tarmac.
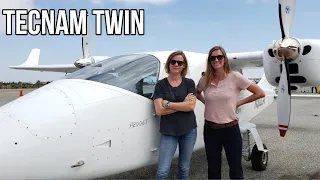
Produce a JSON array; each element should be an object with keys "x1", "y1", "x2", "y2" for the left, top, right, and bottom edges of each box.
[
  {"x1": 0, "y1": 89, "x2": 34, "y2": 106},
  {"x1": 1, "y1": 89, "x2": 320, "y2": 179}
]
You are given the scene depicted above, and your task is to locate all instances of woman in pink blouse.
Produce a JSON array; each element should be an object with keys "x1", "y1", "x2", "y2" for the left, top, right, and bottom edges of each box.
[{"x1": 196, "y1": 46, "x2": 265, "y2": 179}]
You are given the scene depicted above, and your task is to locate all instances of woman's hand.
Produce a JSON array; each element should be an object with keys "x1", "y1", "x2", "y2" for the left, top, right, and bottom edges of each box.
[{"x1": 184, "y1": 93, "x2": 196, "y2": 102}]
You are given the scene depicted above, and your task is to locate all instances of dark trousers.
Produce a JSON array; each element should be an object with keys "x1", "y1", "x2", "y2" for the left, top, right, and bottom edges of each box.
[{"x1": 203, "y1": 120, "x2": 244, "y2": 180}]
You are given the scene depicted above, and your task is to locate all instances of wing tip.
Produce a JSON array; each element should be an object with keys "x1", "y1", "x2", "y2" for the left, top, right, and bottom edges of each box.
[{"x1": 8, "y1": 66, "x2": 21, "y2": 69}]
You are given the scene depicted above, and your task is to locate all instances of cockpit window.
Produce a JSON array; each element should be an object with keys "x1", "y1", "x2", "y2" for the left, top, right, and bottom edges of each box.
[{"x1": 63, "y1": 54, "x2": 161, "y2": 99}]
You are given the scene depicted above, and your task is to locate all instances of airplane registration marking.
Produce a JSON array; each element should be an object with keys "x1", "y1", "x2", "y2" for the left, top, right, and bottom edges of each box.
[
  {"x1": 254, "y1": 97, "x2": 265, "y2": 109},
  {"x1": 129, "y1": 119, "x2": 148, "y2": 129}
]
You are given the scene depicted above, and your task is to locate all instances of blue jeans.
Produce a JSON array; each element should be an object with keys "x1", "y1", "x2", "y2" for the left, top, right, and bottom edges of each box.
[{"x1": 156, "y1": 128, "x2": 197, "y2": 180}]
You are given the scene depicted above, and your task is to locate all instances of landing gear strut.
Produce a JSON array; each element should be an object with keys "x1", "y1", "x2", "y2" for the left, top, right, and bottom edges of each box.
[{"x1": 242, "y1": 129, "x2": 268, "y2": 171}]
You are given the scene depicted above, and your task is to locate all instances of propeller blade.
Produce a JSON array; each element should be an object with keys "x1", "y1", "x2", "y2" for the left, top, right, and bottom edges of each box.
[
  {"x1": 277, "y1": 60, "x2": 291, "y2": 137},
  {"x1": 278, "y1": 0, "x2": 296, "y2": 39},
  {"x1": 82, "y1": 13, "x2": 90, "y2": 58}
]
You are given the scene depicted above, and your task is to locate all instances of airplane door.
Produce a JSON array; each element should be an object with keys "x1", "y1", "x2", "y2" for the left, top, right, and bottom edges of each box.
[
  {"x1": 141, "y1": 74, "x2": 161, "y2": 159},
  {"x1": 149, "y1": 107, "x2": 161, "y2": 157}
]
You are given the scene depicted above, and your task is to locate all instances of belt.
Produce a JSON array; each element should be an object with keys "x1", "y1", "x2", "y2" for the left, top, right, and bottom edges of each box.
[{"x1": 205, "y1": 120, "x2": 238, "y2": 129}]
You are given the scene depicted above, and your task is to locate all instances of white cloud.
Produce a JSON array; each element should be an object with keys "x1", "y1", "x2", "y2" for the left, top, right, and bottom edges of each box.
[{"x1": 0, "y1": 0, "x2": 35, "y2": 34}]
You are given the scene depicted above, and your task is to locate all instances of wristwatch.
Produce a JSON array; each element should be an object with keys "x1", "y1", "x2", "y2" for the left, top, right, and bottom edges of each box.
[{"x1": 164, "y1": 101, "x2": 170, "y2": 109}]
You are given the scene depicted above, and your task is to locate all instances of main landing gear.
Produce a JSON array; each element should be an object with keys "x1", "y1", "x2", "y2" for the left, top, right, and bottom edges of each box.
[{"x1": 241, "y1": 122, "x2": 268, "y2": 171}]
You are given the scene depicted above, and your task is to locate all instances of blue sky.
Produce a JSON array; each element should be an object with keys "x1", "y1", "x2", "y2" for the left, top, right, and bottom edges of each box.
[{"x1": 1, "y1": 0, "x2": 320, "y2": 82}]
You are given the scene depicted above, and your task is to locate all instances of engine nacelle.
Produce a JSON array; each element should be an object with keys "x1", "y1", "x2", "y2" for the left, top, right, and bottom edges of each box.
[
  {"x1": 263, "y1": 38, "x2": 320, "y2": 88},
  {"x1": 74, "y1": 57, "x2": 95, "y2": 69}
]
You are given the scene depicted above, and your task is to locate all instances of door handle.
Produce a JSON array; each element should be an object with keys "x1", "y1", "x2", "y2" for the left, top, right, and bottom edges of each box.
[{"x1": 150, "y1": 148, "x2": 158, "y2": 152}]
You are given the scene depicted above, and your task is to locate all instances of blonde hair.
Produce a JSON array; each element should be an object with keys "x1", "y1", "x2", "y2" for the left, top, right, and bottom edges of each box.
[
  {"x1": 164, "y1": 50, "x2": 189, "y2": 77},
  {"x1": 204, "y1": 46, "x2": 231, "y2": 88}
]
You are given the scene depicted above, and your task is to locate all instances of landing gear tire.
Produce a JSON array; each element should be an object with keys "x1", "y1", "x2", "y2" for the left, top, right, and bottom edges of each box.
[{"x1": 251, "y1": 144, "x2": 268, "y2": 171}]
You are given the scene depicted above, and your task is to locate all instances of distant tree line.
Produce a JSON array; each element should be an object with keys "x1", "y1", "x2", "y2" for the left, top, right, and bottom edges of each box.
[{"x1": 0, "y1": 80, "x2": 52, "y2": 89}]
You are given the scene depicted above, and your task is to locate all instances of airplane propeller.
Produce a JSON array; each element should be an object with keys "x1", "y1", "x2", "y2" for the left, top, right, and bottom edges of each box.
[
  {"x1": 273, "y1": 0, "x2": 299, "y2": 137},
  {"x1": 73, "y1": 13, "x2": 110, "y2": 69},
  {"x1": 81, "y1": 13, "x2": 90, "y2": 59}
]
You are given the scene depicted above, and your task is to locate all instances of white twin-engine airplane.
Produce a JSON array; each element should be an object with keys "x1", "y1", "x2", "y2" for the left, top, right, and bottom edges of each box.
[
  {"x1": 2, "y1": 0, "x2": 320, "y2": 179},
  {"x1": 8, "y1": 14, "x2": 109, "y2": 74}
]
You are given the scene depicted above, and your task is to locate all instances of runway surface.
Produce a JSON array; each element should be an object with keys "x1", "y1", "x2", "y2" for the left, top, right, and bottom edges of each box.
[
  {"x1": 0, "y1": 89, "x2": 34, "y2": 106},
  {"x1": 1, "y1": 89, "x2": 320, "y2": 179}
]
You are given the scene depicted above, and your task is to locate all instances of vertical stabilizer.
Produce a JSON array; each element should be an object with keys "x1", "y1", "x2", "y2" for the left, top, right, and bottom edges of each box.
[{"x1": 21, "y1": 48, "x2": 41, "y2": 66}]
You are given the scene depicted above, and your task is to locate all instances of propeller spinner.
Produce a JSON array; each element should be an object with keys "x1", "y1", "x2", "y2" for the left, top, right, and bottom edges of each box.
[{"x1": 273, "y1": 0, "x2": 300, "y2": 137}]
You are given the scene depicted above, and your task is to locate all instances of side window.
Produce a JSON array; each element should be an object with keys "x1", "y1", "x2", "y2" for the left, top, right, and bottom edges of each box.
[
  {"x1": 133, "y1": 55, "x2": 160, "y2": 99},
  {"x1": 142, "y1": 74, "x2": 157, "y2": 99},
  {"x1": 135, "y1": 73, "x2": 158, "y2": 99}
]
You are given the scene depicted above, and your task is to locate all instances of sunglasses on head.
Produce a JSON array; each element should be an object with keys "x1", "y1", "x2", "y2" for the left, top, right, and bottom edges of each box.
[
  {"x1": 210, "y1": 55, "x2": 224, "y2": 61},
  {"x1": 170, "y1": 59, "x2": 184, "y2": 66}
]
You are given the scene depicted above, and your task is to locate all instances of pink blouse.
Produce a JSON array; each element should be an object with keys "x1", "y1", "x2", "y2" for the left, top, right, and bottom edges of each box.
[{"x1": 197, "y1": 71, "x2": 253, "y2": 124}]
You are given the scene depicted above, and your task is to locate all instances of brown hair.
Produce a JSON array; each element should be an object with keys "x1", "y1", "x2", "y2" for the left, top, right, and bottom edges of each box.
[
  {"x1": 204, "y1": 46, "x2": 231, "y2": 88},
  {"x1": 165, "y1": 50, "x2": 189, "y2": 77}
]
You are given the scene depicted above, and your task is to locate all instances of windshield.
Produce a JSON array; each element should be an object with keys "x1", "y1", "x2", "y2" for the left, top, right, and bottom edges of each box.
[{"x1": 63, "y1": 54, "x2": 161, "y2": 99}]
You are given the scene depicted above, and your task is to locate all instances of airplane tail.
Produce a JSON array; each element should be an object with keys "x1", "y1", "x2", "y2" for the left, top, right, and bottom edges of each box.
[
  {"x1": 9, "y1": 48, "x2": 40, "y2": 68},
  {"x1": 8, "y1": 13, "x2": 103, "y2": 73},
  {"x1": 22, "y1": 48, "x2": 40, "y2": 66}
]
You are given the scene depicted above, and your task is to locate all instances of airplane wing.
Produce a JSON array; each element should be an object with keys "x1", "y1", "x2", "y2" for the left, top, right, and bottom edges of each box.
[
  {"x1": 275, "y1": 93, "x2": 320, "y2": 99},
  {"x1": 228, "y1": 51, "x2": 264, "y2": 70},
  {"x1": 8, "y1": 48, "x2": 78, "y2": 73},
  {"x1": 8, "y1": 64, "x2": 78, "y2": 73}
]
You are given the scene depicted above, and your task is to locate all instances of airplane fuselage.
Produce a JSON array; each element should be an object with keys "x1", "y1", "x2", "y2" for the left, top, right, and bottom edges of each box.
[
  {"x1": 0, "y1": 80, "x2": 275, "y2": 180},
  {"x1": 0, "y1": 52, "x2": 276, "y2": 180}
]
